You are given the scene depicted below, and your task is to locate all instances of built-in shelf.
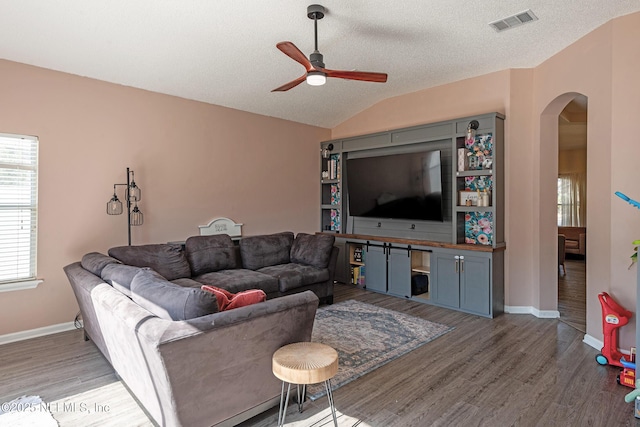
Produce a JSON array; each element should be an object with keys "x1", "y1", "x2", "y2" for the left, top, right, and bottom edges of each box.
[
  {"x1": 411, "y1": 266, "x2": 430, "y2": 274},
  {"x1": 455, "y1": 206, "x2": 493, "y2": 213},
  {"x1": 456, "y1": 169, "x2": 493, "y2": 177}
]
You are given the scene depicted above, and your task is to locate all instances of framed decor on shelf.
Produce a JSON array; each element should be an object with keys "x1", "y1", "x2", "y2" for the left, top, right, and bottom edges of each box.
[{"x1": 459, "y1": 190, "x2": 479, "y2": 207}]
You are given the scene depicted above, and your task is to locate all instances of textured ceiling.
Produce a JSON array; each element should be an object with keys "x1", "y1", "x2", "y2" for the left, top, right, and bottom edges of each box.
[{"x1": 1, "y1": 1, "x2": 638, "y2": 128}]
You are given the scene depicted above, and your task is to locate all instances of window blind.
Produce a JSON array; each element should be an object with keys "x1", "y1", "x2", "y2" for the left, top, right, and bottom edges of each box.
[{"x1": 0, "y1": 134, "x2": 38, "y2": 283}]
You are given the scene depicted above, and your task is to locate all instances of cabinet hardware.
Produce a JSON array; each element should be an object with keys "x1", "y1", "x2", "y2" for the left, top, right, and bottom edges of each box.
[
  {"x1": 410, "y1": 224, "x2": 415, "y2": 230},
  {"x1": 377, "y1": 222, "x2": 382, "y2": 227}
]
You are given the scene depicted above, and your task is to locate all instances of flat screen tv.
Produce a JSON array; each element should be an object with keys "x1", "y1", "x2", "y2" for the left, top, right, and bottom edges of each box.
[{"x1": 347, "y1": 150, "x2": 443, "y2": 222}]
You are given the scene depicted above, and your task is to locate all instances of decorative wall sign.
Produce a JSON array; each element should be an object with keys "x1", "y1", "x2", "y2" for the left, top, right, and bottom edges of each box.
[
  {"x1": 459, "y1": 190, "x2": 479, "y2": 206},
  {"x1": 199, "y1": 217, "x2": 243, "y2": 239}
]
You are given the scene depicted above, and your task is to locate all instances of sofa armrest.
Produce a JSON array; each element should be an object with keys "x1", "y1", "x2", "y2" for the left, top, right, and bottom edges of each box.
[{"x1": 579, "y1": 233, "x2": 586, "y2": 255}]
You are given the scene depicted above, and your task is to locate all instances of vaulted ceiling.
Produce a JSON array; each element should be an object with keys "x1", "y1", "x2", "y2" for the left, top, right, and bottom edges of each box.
[{"x1": 1, "y1": 1, "x2": 638, "y2": 128}]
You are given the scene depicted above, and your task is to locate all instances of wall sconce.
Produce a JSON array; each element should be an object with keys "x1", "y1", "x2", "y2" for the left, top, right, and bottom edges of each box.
[
  {"x1": 466, "y1": 120, "x2": 480, "y2": 141},
  {"x1": 107, "y1": 167, "x2": 143, "y2": 245},
  {"x1": 322, "y1": 143, "x2": 334, "y2": 159}
]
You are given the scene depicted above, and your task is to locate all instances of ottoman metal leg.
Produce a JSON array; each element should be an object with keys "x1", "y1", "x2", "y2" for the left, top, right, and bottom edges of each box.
[
  {"x1": 324, "y1": 379, "x2": 338, "y2": 426},
  {"x1": 296, "y1": 384, "x2": 307, "y2": 413},
  {"x1": 278, "y1": 382, "x2": 291, "y2": 427}
]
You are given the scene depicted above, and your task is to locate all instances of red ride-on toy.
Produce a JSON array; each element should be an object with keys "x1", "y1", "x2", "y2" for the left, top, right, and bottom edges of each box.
[{"x1": 595, "y1": 292, "x2": 633, "y2": 367}]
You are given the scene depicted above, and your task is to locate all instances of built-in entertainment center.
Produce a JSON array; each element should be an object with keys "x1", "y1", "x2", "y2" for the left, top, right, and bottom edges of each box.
[{"x1": 319, "y1": 112, "x2": 505, "y2": 317}]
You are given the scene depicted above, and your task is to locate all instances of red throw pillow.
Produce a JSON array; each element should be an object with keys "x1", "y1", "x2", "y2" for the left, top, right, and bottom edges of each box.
[
  {"x1": 201, "y1": 285, "x2": 234, "y2": 311},
  {"x1": 201, "y1": 285, "x2": 266, "y2": 311},
  {"x1": 225, "y1": 289, "x2": 267, "y2": 310}
]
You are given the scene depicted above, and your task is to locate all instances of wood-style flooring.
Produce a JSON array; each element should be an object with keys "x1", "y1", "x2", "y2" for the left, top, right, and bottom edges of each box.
[
  {"x1": 1, "y1": 282, "x2": 637, "y2": 426},
  {"x1": 558, "y1": 258, "x2": 587, "y2": 332}
]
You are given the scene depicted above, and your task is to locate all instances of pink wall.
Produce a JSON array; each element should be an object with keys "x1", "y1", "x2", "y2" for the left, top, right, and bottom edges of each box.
[
  {"x1": 332, "y1": 12, "x2": 640, "y2": 346},
  {"x1": 0, "y1": 60, "x2": 330, "y2": 336},
  {"x1": 609, "y1": 13, "x2": 640, "y2": 346}
]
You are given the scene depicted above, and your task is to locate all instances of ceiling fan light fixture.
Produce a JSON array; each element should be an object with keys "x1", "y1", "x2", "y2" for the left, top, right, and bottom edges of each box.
[{"x1": 306, "y1": 71, "x2": 326, "y2": 86}]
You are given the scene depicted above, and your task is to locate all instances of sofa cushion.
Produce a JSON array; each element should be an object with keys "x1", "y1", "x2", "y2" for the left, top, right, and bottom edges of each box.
[
  {"x1": 81, "y1": 252, "x2": 120, "y2": 276},
  {"x1": 258, "y1": 263, "x2": 330, "y2": 292},
  {"x1": 130, "y1": 268, "x2": 218, "y2": 321},
  {"x1": 201, "y1": 285, "x2": 266, "y2": 311},
  {"x1": 108, "y1": 243, "x2": 191, "y2": 281},
  {"x1": 171, "y1": 278, "x2": 205, "y2": 289},
  {"x1": 101, "y1": 264, "x2": 141, "y2": 297},
  {"x1": 240, "y1": 232, "x2": 294, "y2": 270},
  {"x1": 195, "y1": 269, "x2": 279, "y2": 295},
  {"x1": 290, "y1": 233, "x2": 335, "y2": 268},
  {"x1": 185, "y1": 234, "x2": 238, "y2": 276}
]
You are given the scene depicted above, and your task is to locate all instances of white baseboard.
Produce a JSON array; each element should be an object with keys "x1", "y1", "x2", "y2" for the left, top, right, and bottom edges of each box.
[
  {"x1": 0, "y1": 322, "x2": 78, "y2": 345},
  {"x1": 583, "y1": 334, "x2": 603, "y2": 352},
  {"x1": 504, "y1": 305, "x2": 560, "y2": 318}
]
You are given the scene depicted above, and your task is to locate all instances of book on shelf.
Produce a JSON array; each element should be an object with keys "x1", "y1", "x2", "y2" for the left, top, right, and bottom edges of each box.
[
  {"x1": 329, "y1": 154, "x2": 340, "y2": 179},
  {"x1": 351, "y1": 265, "x2": 366, "y2": 286}
]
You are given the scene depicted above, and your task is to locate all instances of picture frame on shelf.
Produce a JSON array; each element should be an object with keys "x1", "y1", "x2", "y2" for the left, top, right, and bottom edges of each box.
[{"x1": 459, "y1": 190, "x2": 479, "y2": 207}]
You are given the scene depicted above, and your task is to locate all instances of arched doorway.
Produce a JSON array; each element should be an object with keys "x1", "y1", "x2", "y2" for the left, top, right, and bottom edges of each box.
[
  {"x1": 557, "y1": 96, "x2": 587, "y2": 332},
  {"x1": 536, "y1": 92, "x2": 589, "y2": 325}
]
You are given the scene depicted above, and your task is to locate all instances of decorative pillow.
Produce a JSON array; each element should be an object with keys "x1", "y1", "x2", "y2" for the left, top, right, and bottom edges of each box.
[
  {"x1": 81, "y1": 252, "x2": 120, "y2": 276},
  {"x1": 185, "y1": 234, "x2": 238, "y2": 276},
  {"x1": 108, "y1": 243, "x2": 191, "y2": 281},
  {"x1": 201, "y1": 285, "x2": 266, "y2": 311},
  {"x1": 131, "y1": 269, "x2": 218, "y2": 320},
  {"x1": 101, "y1": 264, "x2": 142, "y2": 297},
  {"x1": 240, "y1": 232, "x2": 294, "y2": 270},
  {"x1": 290, "y1": 233, "x2": 335, "y2": 268}
]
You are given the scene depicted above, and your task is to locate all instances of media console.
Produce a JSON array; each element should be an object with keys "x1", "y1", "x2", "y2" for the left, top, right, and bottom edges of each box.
[
  {"x1": 324, "y1": 234, "x2": 504, "y2": 318},
  {"x1": 320, "y1": 113, "x2": 506, "y2": 317}
]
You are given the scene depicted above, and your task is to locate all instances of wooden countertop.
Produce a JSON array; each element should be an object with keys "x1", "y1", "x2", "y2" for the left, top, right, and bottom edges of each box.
[{"x1": 318, "y1": 232, "x2": 506, "y2": 253}]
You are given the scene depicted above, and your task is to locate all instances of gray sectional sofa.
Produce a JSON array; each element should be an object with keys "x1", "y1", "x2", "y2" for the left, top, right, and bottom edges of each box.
[{"x1": 63, "y1": 231, "x2": 338, "y2": 426}]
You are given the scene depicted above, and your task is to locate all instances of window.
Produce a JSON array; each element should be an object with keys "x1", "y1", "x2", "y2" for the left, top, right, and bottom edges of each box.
[
  {"x1": 557, "y1": 173, "x2": 586, "y2": 227},
  {"x1": 0, "y1": 134, "x2": 38, "y2": 284}
]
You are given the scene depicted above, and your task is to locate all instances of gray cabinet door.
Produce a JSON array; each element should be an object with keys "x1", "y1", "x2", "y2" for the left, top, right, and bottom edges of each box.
[
  {"x1": 365, "y1": 245, "x2": 387, "y2": 293},
  {"x1": 459, "y1": 255, "x2": 491, "y2": 315},
  {"x1": 388, "y1": 247, "x2": 411, "y2": 298},
  {"x1": 431, "y1": 252, "x2": 460, "y2": 308}
]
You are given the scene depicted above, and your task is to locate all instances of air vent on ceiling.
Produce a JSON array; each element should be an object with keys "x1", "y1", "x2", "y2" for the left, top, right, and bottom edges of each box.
[{"x1": 489, "y1": 9, "x2": 538, "y2": 32}]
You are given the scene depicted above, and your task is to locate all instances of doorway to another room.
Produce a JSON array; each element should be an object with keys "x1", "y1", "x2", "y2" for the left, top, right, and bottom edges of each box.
[{"x1": 557, "y1": 96, "x2": 587, "y2": 332}]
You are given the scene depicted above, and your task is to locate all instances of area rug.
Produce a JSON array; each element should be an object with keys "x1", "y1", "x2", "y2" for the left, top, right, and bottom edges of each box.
[
  {"x1": 307, "y1": 299, "x2": 453, "y2": 400},
  {"x1": 0, "y1": 395, "x2": 58, "y2": 426}
]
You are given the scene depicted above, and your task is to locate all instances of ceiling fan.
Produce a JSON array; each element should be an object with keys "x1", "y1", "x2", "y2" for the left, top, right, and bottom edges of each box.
[{"x1": 272, "y1": 4, "x2": 388, "y2": 92}]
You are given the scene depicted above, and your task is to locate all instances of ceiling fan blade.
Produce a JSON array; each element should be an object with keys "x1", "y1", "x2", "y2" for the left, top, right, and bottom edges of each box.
[
  {"x1": 276, "y1": 41, "x2": 313, "y2": 71},
  {"x1": 324, "y1": 69, "x2": 388, "y2": 83},
  {"x1": 271, "y1": 74, "x2": 307, "y2": 92}
]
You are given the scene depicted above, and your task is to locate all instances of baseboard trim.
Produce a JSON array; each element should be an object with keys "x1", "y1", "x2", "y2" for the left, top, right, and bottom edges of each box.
[
  {"x1": 583, "y1": 334, "x2": 603, "y2": 352},
  {"x1": 504, "y1": 305, "x2": 560, "y2": 318},
  {"x1": 0, "y1": 322, "x2": 77, "y2": 345}
]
